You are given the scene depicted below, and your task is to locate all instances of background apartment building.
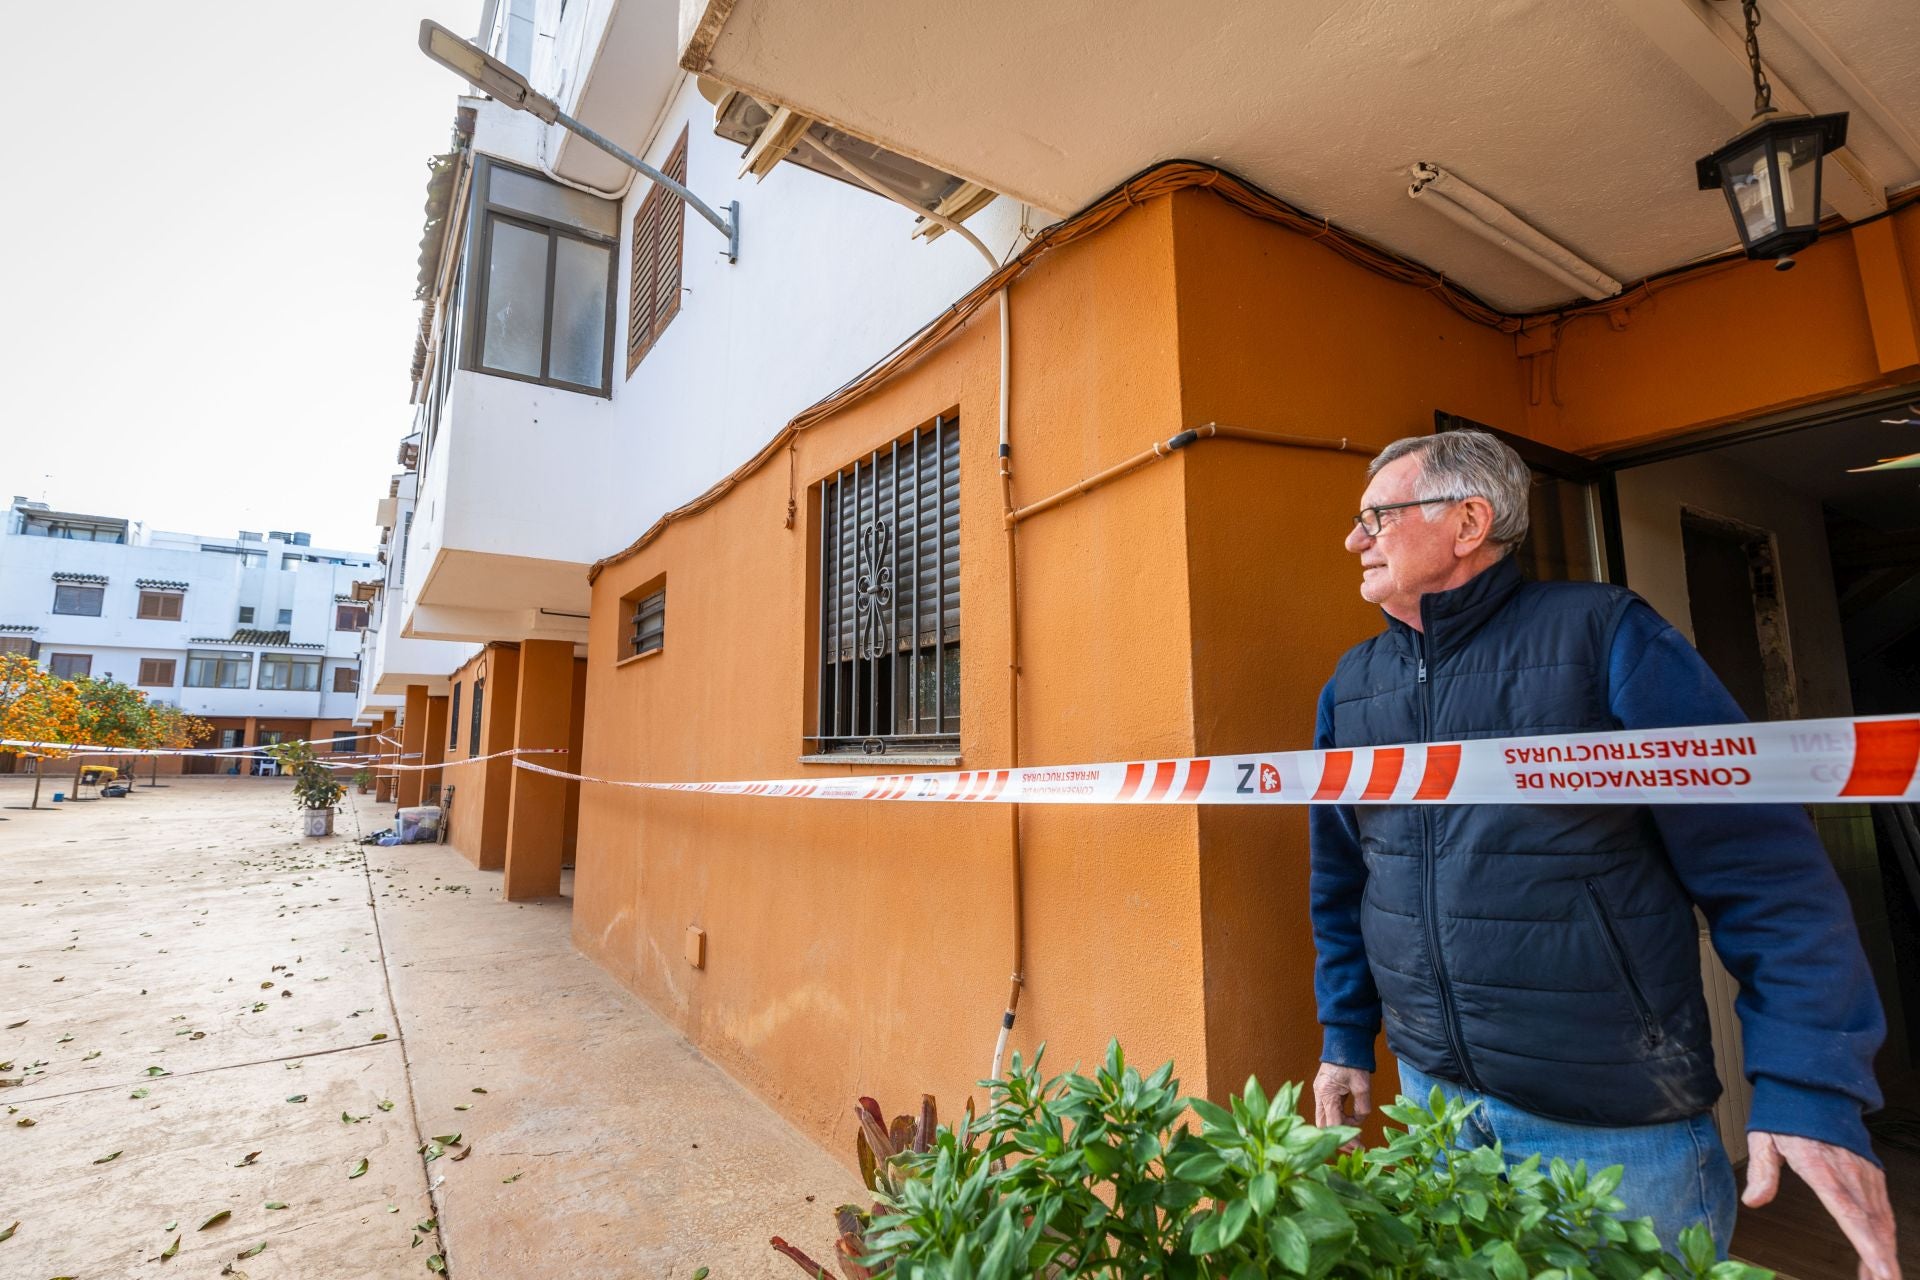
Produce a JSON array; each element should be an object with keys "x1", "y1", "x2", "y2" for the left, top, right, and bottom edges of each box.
[
  {"x1": 367, "y1": 2, "x2": 1920, "y2": 1258},
  {"x1": 0, "y1": 496, "x2": 376, "y2": 770}
]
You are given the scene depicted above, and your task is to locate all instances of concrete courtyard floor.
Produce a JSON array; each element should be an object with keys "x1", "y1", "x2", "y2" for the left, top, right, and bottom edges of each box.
[{"x1": 0, "y1": 775, "x2": 858, "y2": 1279}]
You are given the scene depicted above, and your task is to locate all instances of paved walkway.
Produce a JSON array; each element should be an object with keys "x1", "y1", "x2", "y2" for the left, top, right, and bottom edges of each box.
[{"x1": 0, "y1": 776, "x2": 856, "y2": 1279}]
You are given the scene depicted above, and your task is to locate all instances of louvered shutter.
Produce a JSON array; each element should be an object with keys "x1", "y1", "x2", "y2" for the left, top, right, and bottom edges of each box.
[{"x1": 626, "y1": 130, "x2": 688, "y2": 376}]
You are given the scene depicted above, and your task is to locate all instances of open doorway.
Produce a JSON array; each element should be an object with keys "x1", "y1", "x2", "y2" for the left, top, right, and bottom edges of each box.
[{"x1": 1607, "y1": 388, "x2": 1920, "y2": 1278}]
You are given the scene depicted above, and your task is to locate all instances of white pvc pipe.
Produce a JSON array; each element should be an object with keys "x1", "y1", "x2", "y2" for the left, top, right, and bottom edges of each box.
[{"x1": 1409, "y1": 164, "x2": 1622, "y2": 300}]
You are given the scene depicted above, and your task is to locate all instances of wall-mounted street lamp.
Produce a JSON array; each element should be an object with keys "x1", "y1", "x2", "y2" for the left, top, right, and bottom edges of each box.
[
  {"x1": 1693, "y1": 0, "x2": 1846, "y2": 270},
  {"x1": 417, "y1": 20, "x2": 740, "y2": 262}
]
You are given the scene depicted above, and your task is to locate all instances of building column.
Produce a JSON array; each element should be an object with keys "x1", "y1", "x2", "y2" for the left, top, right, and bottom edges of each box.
[
  {"x1": 376, "y1": 709, "x2": 398, "y2": 804},
  {"x1": 242, "y1": 717, "x2": 259, "y2": 777},
  {"x1": 502, "y1": 639, "x2": 576, "y2": 901},
  {"x1": 396, "y1": 685, "x2": 429, "y2": 808},
  {"x1": 422, "y1": 694, "x2": 450, "y2": 805}
]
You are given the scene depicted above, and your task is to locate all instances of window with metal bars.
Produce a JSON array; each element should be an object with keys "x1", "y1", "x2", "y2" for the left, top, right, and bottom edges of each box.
[
  {"x1": 469, "y1": 678, "x2": 484, "y2": 758},
  {"x1": 626, "y1": 129, "x2": 687, "y2": 376},
  {"x1": 812, "y1": 413, "x2": 960, "y2": 755},
  {"x1": 628, "y1": 585, "x2": 665, "y2": 657}
]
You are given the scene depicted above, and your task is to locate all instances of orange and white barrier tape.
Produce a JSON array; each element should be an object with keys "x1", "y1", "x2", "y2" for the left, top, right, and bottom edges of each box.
[{"x1": 513, "y1": 715, "x2": 1920, "y2": 806}]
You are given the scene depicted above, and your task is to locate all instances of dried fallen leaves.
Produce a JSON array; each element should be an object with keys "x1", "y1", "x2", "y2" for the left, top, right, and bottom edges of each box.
[
  {"x1": 198, "y1": 1209, "x2": 231, "y2": 1231},
  {"x1": 159, "y1": 1233, "x2": 179, "y2": 1260},
  {"x1": 93, "y1": 1150, "x2": 122, "y2": 1164},
  {"x1": 234, "y1": 1151, "x2": 261, "y2": 1168},
  {"x1": 348, "y1": 1157, "x2": 369, "y2": 1179}
]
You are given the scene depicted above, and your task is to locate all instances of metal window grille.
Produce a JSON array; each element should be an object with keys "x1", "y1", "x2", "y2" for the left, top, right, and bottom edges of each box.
[
  {"x1": 813, "y1": 414, "x2": 960, "y2": 755},
  {"x1": 630, "y1": 588, "x2": 665, "y2": 656},
  {"x1": 449, "y1": 683, "x2": 462, "y2": 750},
  {"x1": 469, "y1": 678, "x2": 484, "y2": 758}
]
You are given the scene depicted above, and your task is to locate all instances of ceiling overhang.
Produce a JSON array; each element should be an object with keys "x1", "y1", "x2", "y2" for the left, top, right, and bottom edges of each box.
[{"x1": 678, "y1": 0, "x2": 1920, "y2": 311}]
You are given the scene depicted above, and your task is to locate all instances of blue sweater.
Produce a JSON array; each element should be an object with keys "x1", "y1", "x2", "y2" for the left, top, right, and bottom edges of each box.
[{"x1": 1311, "y1": 599, "x2": 1885, "y2": 1160}]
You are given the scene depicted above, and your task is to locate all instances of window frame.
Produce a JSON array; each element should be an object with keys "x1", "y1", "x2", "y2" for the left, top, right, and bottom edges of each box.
[
  {"x1": 332, "y1": 665, "x2": 360, "y2": 693},
  {"x1": 52, "y1": 584, "x2": 104, "y2": 616},
  {"x1": 462, "y1": 156, "x2": 618, "y2": 397},
  {"x1": 258, "y1": 653, "x2": 322, "y2": 692},
  {"x1": 185, "y1": 651, "x2": 253, "y2": 689},
  {"x1": 626, "y1": 128, "x2": 689, "y2": 377},
  {"x1": 137, "y1": 590, "x2": 184, "y2": 621},
  {"x1": 809, "y1": 412, "x2": 961, "y2": 758},
  {"x1": 237, "y1": 606, "x2": 255, "y2": 625},
  {"x1": 335, "y1": 603, "x2": 368, "y2": 632},
  {"x1": 49, "y1": 652, "x2": 92, "y2": 679},
  {"x1": 623, "y1": 581, "x2": 666, "y2": 661},
  {"x1": 138, "y1": 657, "x2": 177, "y2": 687},
  {"x1": 276, "y1": 608, "x2": 293, "y2": 627},
  {"x1": 468, "y1": 678, "x2": 484, "y2": 758},
  {"x1": 449, "y1": 682, "x2": 462, "y2": 751}
]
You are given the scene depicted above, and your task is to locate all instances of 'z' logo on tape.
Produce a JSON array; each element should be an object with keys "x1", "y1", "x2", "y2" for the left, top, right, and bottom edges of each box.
[{"x1": 1235, "y1": 762, "x2": 1283, "y2": 795}]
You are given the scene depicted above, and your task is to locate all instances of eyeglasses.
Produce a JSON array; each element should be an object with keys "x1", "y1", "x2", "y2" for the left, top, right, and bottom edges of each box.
[{"x1": 1352, "y1": 496, "x2": 1466, "y2": 537}]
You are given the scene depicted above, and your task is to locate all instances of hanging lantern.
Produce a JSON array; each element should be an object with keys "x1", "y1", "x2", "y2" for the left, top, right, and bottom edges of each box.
[{"x1": 1693, "y1": 0, "x2": 1848, "y2": 270}]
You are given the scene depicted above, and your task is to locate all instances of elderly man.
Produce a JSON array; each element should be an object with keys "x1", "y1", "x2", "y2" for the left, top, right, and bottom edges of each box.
[{"x1": 1309, "y1": 430, "x2": 1898, "y2": 1276}]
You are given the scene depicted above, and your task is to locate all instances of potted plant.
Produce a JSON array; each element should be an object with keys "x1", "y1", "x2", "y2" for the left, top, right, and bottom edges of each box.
[
  {"x1": 352, "y1": 767, "x2": 375, "y2": 795},
  {"x1": 269, "y1": 740, "x2": 347, "y2": 837}
]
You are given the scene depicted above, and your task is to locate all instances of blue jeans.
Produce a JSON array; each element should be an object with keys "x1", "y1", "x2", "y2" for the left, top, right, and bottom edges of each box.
[{"x1": 1397, "y1": 1062, "x2": 1738, "y2": 1258}]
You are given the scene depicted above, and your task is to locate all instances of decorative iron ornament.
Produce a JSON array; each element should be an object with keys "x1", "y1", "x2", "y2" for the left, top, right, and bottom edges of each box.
[{"x1": 856, "y1": 518, "x2": 894, "y2": 659}]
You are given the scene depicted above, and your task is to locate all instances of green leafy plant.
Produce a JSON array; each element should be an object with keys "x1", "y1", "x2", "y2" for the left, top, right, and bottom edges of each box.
[
  {"x1": 775, "y1": 1044, "x2": 1767, "y2": 1280},
  {"x1": 268, "y1": 740, "x2": 347, "y2": 811},
  {"x1": 352, "y1": 768, "x2": 375, "y2": 790}
]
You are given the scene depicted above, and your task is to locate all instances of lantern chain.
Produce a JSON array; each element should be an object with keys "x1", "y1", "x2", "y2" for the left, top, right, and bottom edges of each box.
[{"x1": 1741, "y1": 0, "x2": 1774, "y2": 117}]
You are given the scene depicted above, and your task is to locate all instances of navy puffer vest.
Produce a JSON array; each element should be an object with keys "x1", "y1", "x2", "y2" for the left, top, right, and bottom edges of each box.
[{"x1": 1332, "y1": 557, "x2": 1721, "y2": 1126}]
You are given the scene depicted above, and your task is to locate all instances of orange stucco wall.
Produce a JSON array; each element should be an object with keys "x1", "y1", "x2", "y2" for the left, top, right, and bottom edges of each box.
[
  {"x1": 1518, "y1": 201, "x2": 1920, "y2": 455},
  {"x1": 572, "y1": 181, "x2": 1920, "y2": 1165},
  {"x1": 442, "y1": 644, "x2": 519, "y2": 870},
  {"x1": 577, "y1": 196, "x2": 1211, "y2": 1152},
  {"x1": 1164, "y1": 187, "x2": 1532, "y2": 1113}
]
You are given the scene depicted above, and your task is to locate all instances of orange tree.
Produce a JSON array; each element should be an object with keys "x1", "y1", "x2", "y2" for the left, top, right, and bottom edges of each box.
[
  {"x1": 0, "y1": 654, "x2": 83, "y2": 809},
  {"x1": 143, "y1": 701, "x2": 213, "y2": 784}
]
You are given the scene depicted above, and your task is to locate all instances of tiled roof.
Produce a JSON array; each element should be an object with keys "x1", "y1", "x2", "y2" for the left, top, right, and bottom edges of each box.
[
  {"x1": 136, "y1": 578, "x2": 190, "y2": 591},
  {"x1": 0, "y1": 623, "x2": 38, "y2": 633},
  {"x1": 189, "y1": 629, "x2": 327, "y2": 652},
  {"x1": 51, "y1": 571, "x2": 107, "y2": 585}
]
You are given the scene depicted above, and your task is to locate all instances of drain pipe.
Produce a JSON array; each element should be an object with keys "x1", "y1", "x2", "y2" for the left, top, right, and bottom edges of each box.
[
  {"x1": 793, "y1": 132, "x2": 1026, "y2": 1083},
  {"x1": 991, "y1": 286, "x2": 1024, "y2": 1086}
]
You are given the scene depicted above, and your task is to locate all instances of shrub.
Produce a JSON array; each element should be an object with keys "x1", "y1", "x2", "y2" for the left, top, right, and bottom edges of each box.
[
  {"x1": 777, "y1": 1044, "x2": 1765, "y2": 1280},
  {"x1": 268, "y1": 739, "x2": 346, "y2": 811}
]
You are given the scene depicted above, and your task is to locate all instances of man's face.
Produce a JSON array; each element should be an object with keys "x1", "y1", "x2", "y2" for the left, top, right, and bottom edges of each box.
[{"x1": 1344, "y1": 455, "x2": 1465, "y2": 618}]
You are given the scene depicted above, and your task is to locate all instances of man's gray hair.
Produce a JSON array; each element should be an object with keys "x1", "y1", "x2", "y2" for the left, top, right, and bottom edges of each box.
[{"x1": 1368, "y1": 430, "x2": 1532, "y2": 551}]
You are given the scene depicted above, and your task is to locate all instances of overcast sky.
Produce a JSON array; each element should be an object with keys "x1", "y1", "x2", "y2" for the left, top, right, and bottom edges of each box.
[{"x1": 1, "y1": 1, "x2": 484, "y2": 553}]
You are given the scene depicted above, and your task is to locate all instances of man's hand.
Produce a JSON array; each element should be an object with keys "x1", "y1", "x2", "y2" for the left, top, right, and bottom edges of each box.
[
  {"x1": 1313, "y1": 1062, "x2": 1372, "y2": 1130},
  {"x1": 1744, "y1": 1131, "x2": 1900, "y2": 1280}
]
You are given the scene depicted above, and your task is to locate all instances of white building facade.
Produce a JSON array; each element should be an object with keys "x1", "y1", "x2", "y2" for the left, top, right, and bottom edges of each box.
[{"x1": 0, "y1": 497, "x2": 377, "y2": 757}]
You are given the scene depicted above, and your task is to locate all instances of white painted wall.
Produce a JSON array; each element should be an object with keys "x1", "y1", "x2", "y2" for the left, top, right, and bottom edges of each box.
[
  {"x1": 357, "y1": 471, "x2": 478, "y2": 716},
  {"x1": 0, "y1": 501, "x2": 375, "y2": 722},
  {"x1": 1614, "y1": 451, "x2": 1852, "y2": 719},
  {"x1": 407, "y1": 68, "x2": 1028, "y2": 640}
]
